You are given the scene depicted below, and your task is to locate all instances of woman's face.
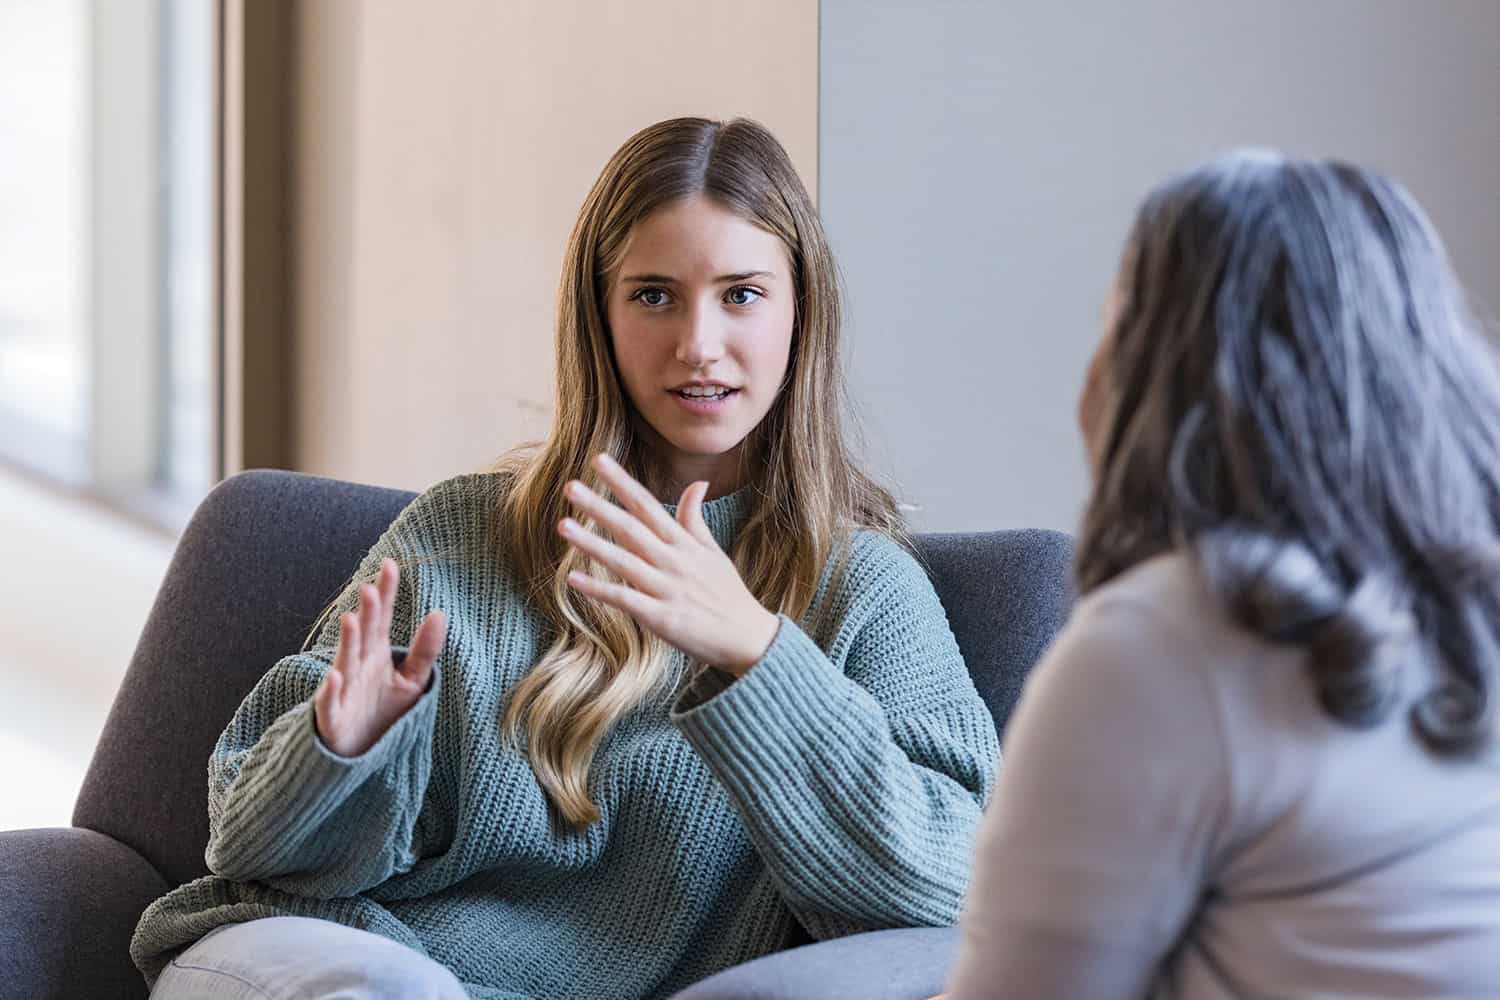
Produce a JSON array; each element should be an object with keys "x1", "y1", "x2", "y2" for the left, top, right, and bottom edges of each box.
[{"x1": 606, "y1": 195, "x2": 796, "y2": 493}]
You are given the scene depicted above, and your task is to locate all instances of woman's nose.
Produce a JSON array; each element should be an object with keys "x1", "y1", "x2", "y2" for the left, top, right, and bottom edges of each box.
[{"x1": 675, "y1": 306, "x2": 726, "y2": 369}]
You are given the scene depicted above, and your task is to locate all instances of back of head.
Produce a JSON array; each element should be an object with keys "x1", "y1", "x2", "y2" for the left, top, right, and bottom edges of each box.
[{"x1": 1077, "y1": 151, "x2": 1500, "y2": 755}]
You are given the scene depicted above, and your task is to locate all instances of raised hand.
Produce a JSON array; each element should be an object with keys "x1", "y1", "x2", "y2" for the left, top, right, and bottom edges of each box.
[
  {"x1": 312, "y1": 557, "x2": 447, "y2": 757},
  {"x1": 558, "y1": 453, "x2": 780, "y2": 676}
]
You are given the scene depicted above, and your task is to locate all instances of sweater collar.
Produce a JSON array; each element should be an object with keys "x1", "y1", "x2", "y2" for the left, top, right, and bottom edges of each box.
[{"x1": 661, "y1": 485, "x2": 754, "y2": 550}]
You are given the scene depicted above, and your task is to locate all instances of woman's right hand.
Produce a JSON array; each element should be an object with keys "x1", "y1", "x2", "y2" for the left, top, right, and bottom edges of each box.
[{"x1": 313, "y1": 557, "x2": 447, "y2": 757}]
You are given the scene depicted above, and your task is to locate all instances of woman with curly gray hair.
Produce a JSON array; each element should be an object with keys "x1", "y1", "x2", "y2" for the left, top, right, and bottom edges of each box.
[{"x1": 948, "y1": 152, "x2": 1500, "y2": 998}]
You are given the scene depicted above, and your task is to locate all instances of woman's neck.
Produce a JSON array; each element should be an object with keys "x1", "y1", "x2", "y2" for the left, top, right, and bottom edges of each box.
[
  {"x1": 658, "y1": 453, "x2": 747, "y2": 502},
  {"x1": 639, "y1": 441, "x2": 751, "y2": 503}
]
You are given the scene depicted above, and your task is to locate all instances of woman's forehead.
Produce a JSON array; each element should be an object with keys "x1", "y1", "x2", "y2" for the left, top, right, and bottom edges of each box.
[{"x1": 617, "y1": 196, "x2": 789, "y2": 281}]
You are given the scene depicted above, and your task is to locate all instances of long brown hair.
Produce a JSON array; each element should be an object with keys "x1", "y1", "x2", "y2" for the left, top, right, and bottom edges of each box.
[{"x1": 497, "y1": 117, "x2": 905, "y2": 826}]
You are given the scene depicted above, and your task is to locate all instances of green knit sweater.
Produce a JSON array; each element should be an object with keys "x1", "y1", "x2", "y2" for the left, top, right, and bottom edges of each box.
[{"x1": 130, "y1": 473, "x2": 1001, "y2": 999}]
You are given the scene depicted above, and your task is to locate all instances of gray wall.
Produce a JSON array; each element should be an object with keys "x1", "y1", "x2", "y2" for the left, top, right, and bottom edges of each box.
[{"x1": 821, "y1": 0, "x2": 1500, "y2": 533}]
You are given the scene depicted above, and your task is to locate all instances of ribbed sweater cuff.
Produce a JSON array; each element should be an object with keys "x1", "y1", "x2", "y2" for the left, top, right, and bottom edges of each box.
[
  {"x1": 670, "y1": 615, "x2": 884, "y2": 790},
  {"x1": 210, "y1": 665, "x2": 443, "y2": 873}
]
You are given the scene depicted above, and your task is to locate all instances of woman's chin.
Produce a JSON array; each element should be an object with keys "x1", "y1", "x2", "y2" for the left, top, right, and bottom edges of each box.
[{"x1": 656, "y1": 428, "x2": 751, "y2": 463}]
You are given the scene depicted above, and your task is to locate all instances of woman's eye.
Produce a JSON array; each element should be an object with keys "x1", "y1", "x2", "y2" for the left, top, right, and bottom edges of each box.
[
  {"x1": 633, "y1": 287, "x2": 670, "y2": 307},
  {"x1": 726, "y1": 286, "x2": 763, "y2": 306}
]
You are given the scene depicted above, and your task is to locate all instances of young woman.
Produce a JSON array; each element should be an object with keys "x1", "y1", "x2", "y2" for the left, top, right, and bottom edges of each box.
[
  {"x1": 946, "y1": 153, "x2": 1500, "y2": 997},
  {"x1": 132, "y1": 117, "x2": 1000, "y2": 999}
]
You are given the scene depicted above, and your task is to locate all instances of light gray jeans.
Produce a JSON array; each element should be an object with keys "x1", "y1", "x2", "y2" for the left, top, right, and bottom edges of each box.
[{"x1": 149, "y1": 916, "x2": 469, "y2": 999}]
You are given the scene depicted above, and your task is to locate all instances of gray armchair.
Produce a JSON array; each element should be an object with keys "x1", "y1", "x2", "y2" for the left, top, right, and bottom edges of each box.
[{"x1": 0, "y1": 470, "x2": 1072, "y2": 1000}]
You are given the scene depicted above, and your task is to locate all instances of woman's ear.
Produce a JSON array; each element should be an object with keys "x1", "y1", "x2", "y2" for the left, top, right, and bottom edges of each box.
[
  {"x1": 1079, "y1": 270, "x2": 1128, "y2": 473},
  {"x1": 1078, "y1": 334, "x2": 1113, "y2": 470},
  {"x1": 1078, "y1": 315, "x2": 1121, "y2": 474}
]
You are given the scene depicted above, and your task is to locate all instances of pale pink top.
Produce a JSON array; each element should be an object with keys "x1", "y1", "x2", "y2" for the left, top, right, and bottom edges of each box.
[{"x1": 948, "y1": 552, "x2": 1500, "y2": 999}]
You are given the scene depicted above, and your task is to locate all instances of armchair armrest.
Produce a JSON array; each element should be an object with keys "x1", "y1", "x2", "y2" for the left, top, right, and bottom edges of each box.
[
  {"x1": 0, "y1": 826, "x2": 169, "y2": 1000},
  {"x1": 670, "y1": 927, "x2": 959, "y2": 1000}
]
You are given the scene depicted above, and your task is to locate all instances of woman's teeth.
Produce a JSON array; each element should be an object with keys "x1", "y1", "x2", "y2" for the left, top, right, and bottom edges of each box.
[{"x1": 676, "y1": 387, "x2": 734, "y2": 400}]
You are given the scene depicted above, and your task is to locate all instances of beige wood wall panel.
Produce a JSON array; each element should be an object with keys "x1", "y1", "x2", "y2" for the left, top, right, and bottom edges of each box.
[
  {"x1": 290, "y1": 0, "x2": 818, "y2": 491},
  {"x1": 232, "y1": 0, "x2": 291, "y2": 473},
  {"x1": 289, "y1": 0, "x2": 360, "y2": 479}
]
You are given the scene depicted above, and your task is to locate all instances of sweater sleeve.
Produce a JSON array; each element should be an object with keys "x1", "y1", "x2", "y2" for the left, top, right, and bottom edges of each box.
[
  {"x1": 670, "y1": 540, "x2": 1000, "y2": 940},
  {"x1": 944, "y1": 594, "x2": 1232, "y2": 999},
  {"x1": 203, "y1": 490, "x2": 451, "y2": 898}
]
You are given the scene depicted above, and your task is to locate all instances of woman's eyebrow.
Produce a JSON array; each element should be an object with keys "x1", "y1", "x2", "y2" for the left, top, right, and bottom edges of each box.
[{"x1": 620, "y1": 270, "x2": 776, "y2": 284}]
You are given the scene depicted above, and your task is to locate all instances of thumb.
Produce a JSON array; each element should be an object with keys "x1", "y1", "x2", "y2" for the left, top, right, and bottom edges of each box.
[
  {"x1": 399, "y1": 609, "x2": 446, "y2": 690},
  {"x1": 677, "y1": 481, "x2": 714, "y2": 544}
]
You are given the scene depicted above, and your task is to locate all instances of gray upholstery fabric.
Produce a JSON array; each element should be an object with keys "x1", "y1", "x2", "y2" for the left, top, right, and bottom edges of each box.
[
  {"x1": 72, "y1": 470, "x2": 416, "y2": 889},
  {"x1": 915, "y1": 529, "x2": 1075, "y2": 734},
  {"x1": 669, "y1": 927, "x2": 959, "y2": 1000},
  {"x1": 0, "y1": 826, "x2": 170, "y2": 1000},
  {"x1": 1, "y1": 469, "x2": 1074, "y2": 1000}
]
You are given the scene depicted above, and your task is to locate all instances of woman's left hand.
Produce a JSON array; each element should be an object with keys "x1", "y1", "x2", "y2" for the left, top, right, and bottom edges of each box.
[{"x1": 558, "y1": 453, "x2": 780, "y2": 676}]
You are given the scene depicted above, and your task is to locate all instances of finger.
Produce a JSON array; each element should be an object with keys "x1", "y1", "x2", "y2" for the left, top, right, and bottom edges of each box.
[
  {"x1": 398, "y1": 609, "x2": 446, "y2": 689},
  {"x1": 357, "y1": 582, "x2": 381, "y2": 659},
  {"x1": 333, "y1": 610, "x2": 361, "y2": 680},
  {"x1": 314, "y1": 665, "x2": 342, "y2": 735},
  {"x1": 677, "y1": 481, "x2": 716, "y2": 545},
  {"x1": 565, "y1": 481, "x2": 672, "y2": 564},
  {"x1": 566, "y1": 569, "x2": 659, "y2": 625},
  {"x1": 591, "y1": 453, "x2": 682, "y2": 541},
  {"x1": 377, "y1": 558, "x2": 399, "y2": 639},
  {"x1": 559, "y1": 517, "x2": 670, "y2": 595}
]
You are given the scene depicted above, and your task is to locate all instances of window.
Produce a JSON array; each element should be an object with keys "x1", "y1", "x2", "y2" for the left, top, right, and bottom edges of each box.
[{"x1": 0, "y1": 0, "x2": 217, "y2": 529}]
